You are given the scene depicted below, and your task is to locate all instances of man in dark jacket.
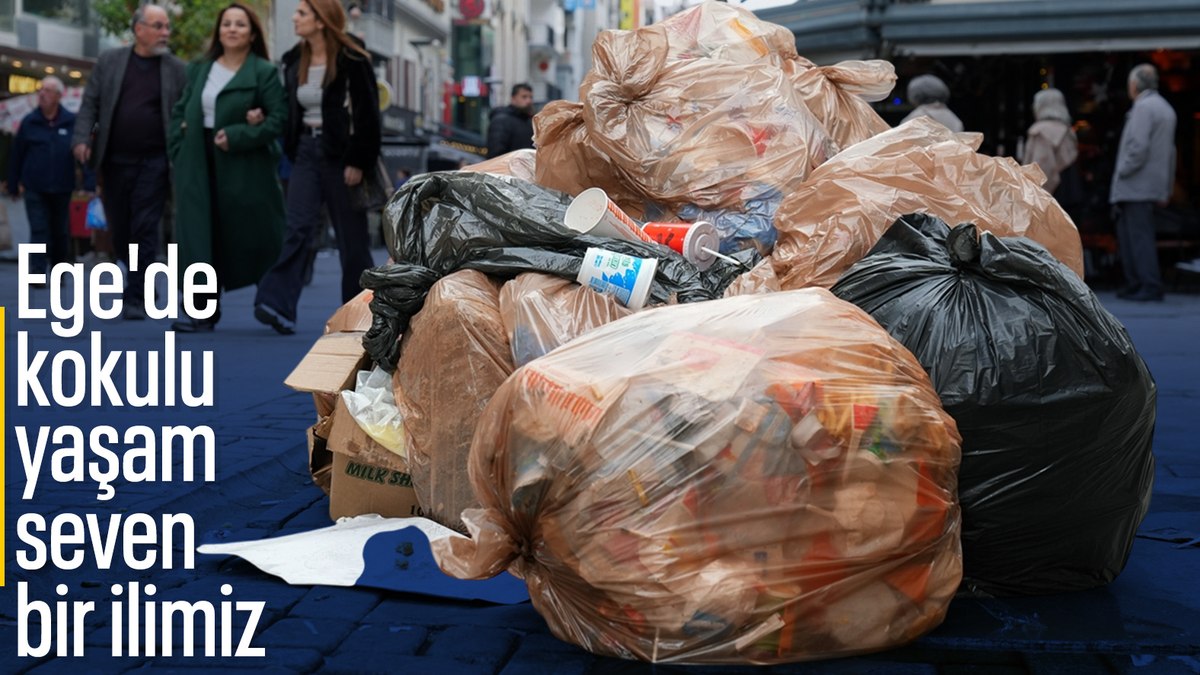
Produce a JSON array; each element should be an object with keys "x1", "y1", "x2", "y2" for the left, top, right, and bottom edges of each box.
[
  {"x1": 72, "y1": 3, "x2": 186, "y2": 319},
  {"x1": 7, "y1": 76, "x2": 79, "y2": 277},
  {"x1": 486, "y1": 83, "x2": 534, "y2": 158}
]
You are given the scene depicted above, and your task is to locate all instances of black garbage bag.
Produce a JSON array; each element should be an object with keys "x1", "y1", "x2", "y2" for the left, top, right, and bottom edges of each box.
[
  {"x1": 361, "y1": 171, "x2": 758, "y2": 370},
  {"x1": 831, "y1": 213, "x2": 1156, "y2": 596}
]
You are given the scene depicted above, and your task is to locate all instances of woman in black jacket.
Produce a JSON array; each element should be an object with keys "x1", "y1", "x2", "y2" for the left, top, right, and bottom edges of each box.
[{"x1": 254, "y1": 0, "x2": 381, "y2": 335}]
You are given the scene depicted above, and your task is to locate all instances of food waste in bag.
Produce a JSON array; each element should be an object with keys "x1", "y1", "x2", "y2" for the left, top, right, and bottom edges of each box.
[{"x1": 433, "y1": 290, "x2": 963, "y2": 664}]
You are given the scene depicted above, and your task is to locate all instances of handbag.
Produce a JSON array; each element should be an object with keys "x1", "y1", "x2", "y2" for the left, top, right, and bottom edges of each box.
[
  {"x1": 345, "y1": 80, "x2": 389, "y2": 212},
  {"x1": 348, "y1": 157, "x2": 390, "y2": 212}
]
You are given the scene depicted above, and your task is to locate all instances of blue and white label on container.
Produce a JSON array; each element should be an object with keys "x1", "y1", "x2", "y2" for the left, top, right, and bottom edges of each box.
[{"x1": 586, "y1": 250, "x2": 641, "y2": 305}]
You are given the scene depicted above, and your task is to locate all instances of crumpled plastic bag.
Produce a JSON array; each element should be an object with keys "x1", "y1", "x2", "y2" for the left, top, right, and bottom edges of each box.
[
  {"x1": 341, "y1": 366, "x2": 407, "y2": 458},
  {"x1": 393, "y1": 270, "x2": 515, "y2": 533},
  {"x1": 580, "y1": 21, "x2": 834, "y2": 215},
  {"x1": 363, "y1": 171, "x2": 755, "y2": 371},
  {"x1": 831, "y1": 213, "x2": 1155, "y2": 596},
  {"x1": 759, "y1": 117, "x2": 1084, "y2": 291},
  {"x1": 498, "y1": 273, "x2": 633, "y2": 367},
  {"x1": 786, "y1": 56, "x2": 894, "y2": 149},
  {"x1": 433, "y1": 289, "x2": 963, "y2": 664},
  {"x1": 461, "y1": 148, "x2": 538, "y2": 181}
]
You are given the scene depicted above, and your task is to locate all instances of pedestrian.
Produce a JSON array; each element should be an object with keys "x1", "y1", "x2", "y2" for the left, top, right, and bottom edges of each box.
[
  {"x1": 167, "y1": 2, "x2": 287, "y2": 332},
  {"x1": 254, "y1": 0, "x2": 381, "y2": 335},
  {"x1": 1110, "y1": 63, "x2": 1177, "y2": 302},
  {"x1": 72, "y1": 3, "x2": 186, "y2": 320},
  {"x1": 1022, "y1": 88, "x2": 1081, "y2": 203},
  {"x1": 486, "y1": 83, "x2": 534, "y2": 158},
  {"x1": 901, "y1": 74, "x2": 964, "y2": 133},
  {"x1": 6, "y1": 76, "x2": 83, "y2": 281}
]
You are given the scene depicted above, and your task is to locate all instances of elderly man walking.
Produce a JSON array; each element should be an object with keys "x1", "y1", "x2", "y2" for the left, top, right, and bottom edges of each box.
[
  {"x1": 73, "y1": 3, "x2": 186, "y2": 319},
  {"x1": 1110, "y1": 63, "x2": 1177, "y2": 302},
  {"x1": 7, "y1": 76, "x2": 81, "y2": 279}
]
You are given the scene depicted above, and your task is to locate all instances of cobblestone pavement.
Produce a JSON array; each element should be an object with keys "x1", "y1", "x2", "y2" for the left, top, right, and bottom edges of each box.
[{"x1": 2, "y1": 252, "x2": 1198, "y2": 674}]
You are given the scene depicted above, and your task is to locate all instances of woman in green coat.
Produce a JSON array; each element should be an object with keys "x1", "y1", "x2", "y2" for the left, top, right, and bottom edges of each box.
[{"x1": 168, "y1": 2, "x2": 286, "y2": 332}]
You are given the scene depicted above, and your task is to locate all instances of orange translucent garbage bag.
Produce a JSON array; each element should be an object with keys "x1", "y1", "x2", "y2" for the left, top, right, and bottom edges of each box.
[
  {"x1": 498, "y1": 273, "x2": 632, "y2": 367},
  {"x1": 532, "y1": 101, "x2": 644, "y2": 217},
  {"x1": 764, "y1": 117, "x2": 1084, "y2": 291},
  {"x1": 392, "y1": 270, "x2": 515, "y2": 532},
  {"x1": 786, "y1": 56, "x2": 895, "y2": 150},
  {"x1": 580, "y1": 23, "x2": 834, "y2": 214},
  {"x1": 461, "y1": 149, "x2": 538, "y2": 181},
  {"x1": 433, "y1": 290, "x2": 963, "y2": 664}
]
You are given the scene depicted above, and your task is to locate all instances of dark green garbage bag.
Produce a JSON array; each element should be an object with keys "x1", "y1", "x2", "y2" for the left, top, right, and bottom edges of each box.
[{"x1": 831, "y1": 213, "x2": 1156, "y2": 596}]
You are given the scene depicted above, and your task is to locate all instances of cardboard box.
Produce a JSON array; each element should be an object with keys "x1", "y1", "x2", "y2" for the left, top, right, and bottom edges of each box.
[
  {"x1": 327, "y1": 396, "x2": 421, "y2": 520},
  {"x1": 325, "y1": 290, "x2": 376, "y2": 334},
  {"x1": 285, "y1": 332, "x2": 369, "y2": 395},
  {"x1": 307, "y1": 414, "x2": 335, "y2": 495}
]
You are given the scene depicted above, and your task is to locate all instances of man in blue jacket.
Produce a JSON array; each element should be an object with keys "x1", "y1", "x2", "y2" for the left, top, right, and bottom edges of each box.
[
  {"x1": 7, "y1": 76, "x2": 78, "y2": 279},
  {"x1": 1110, "y1": 63, "x2": 1177, "y2": 302}
]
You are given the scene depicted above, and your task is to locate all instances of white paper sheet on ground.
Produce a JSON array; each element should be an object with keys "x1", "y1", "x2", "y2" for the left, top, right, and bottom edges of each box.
[{"x1": 198, "y1": 515, "x2": 528, "y2": 604}]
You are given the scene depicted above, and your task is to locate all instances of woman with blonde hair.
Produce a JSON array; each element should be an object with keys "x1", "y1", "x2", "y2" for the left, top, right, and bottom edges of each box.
[
  {"x1": 1023, "y1": 87, "x2": 1079, "y2": 198},
  {"x1": 254, "y1": 0, "x2": 381, "y2": 335}
]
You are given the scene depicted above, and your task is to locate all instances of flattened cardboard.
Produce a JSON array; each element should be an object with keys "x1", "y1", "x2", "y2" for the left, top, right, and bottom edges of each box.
[{"x1": 285, "y1": 332, "x2": 369, "y2": 395}]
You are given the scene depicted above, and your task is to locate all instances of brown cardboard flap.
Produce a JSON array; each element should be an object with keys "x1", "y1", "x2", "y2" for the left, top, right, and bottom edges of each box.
[
  {"x1": 285, "y1": 332, "x2": 369, "y2": 394},
  {"x1": 307, "y1": 418, "x2": 334, "y2": 495}
]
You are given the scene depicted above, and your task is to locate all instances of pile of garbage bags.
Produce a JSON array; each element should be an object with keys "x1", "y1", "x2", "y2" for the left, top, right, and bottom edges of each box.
[
  {"x1": 280, "y1": 0, "x2": 1156, "y2": 666},
  {"x1": 434, "y1": 290, "x2": 963, "y2": 664}
]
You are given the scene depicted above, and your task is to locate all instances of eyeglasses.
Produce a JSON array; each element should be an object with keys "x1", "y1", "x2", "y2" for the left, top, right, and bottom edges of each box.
[{"x1": 139, "y1": 20, "x2": 171, "y2": 31}]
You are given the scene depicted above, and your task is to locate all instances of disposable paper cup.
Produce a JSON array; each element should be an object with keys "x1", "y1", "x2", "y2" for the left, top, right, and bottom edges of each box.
[
  {"x1": 642, "y1": 221, "x2": 720, "y2": 271},
  {"x1": 576, "y1": 247, "x2": 658, "y2": 311},
  {"x1": 565, "y1": 188, "x2": 657, "y2": 244}
]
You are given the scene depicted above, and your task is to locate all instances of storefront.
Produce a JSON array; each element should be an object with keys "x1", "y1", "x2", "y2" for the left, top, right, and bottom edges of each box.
[{"x1": 753, "y1": 0, "x2": 1200, "y2": 281}]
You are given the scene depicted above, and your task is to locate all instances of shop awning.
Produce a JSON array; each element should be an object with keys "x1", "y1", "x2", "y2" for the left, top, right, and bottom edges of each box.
[{"x1": 751, "y1": 0, "x2": 1200, "y2": 61}]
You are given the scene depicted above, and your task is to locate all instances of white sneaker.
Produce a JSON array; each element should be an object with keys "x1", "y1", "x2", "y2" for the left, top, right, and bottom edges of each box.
[{"x1": 1176, "y1": 258, "x2": 1200, "y2": 274}]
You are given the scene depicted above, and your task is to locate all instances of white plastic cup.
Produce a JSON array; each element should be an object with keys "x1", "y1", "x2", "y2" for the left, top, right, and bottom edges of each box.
[
  {"x1": 576, "y1": 247, "x2": 658, "y2": 310},
  {"x1": 564, "y1": 188, "x2": 658, "y2": 244}
]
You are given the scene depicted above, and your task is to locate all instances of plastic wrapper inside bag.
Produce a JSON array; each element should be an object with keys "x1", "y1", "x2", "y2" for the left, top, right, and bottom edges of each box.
[
  {"x1": 341, "y1": 366, "x2": 407, "y2": 457},
  {"x1": 393, "y1": 270, "x2": 515, "y2": 533},
  {"x1": 580, "y1": 23, "x2": 834, "y2": 216},
  {"x1": 432, "y1": 290, "x2": 963, "y2": 664},
  {"x1": 760, "y1": 117, "x2": 1084, "y2": 292},
  {"x1": 498, "y1": 273, "x2": 632, "y2": 367},
  {"x1": 831, "y1": 214, "x2": 1155, "y2": 596},
  {"x1": 363, "y1": 171, "x2": 754, "y2": 371}
]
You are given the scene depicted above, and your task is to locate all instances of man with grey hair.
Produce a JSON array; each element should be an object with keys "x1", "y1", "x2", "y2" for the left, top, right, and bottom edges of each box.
[
  {"x1": 7, "y1": 76, "x2": 86, "y2": 281},
  {"x1": 1110, "y1": 63, "x2": 1176, "y2": 302},
  {"x1": 901, "y1": 74, "x2": 964, "y2": 132},
  {"x1": 72, "y1": 2, "x2": 186, "y2": 319}
]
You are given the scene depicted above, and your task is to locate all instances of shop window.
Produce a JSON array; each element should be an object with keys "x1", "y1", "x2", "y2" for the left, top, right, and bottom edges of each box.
[
  {"x1": 0, "y1": 0, "x2": 13, "y2": 32},
  {"x1": 23, "y1": 0, "x2": 87, "y2": 26}
]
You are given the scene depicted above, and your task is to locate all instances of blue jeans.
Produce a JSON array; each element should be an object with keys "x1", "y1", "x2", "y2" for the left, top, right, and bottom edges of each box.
[
  {"x1": 255, "y1": 135, "x2": 373, "y2": 321},
  {"x1": 23, "y1": 190, "x2": 72, "y2": 274}
]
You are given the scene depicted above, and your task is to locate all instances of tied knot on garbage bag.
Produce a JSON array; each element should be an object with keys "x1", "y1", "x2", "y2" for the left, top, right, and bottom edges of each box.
[
  {"x1": 431, "y1": 289, "x2": 964, "y2": 664},
  {"x1": 361, "y1": 171, "x2": 756, "y2": 372},
  {"x1": 831, "y1": 213, "x2": 1156, "y2": 596}
]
